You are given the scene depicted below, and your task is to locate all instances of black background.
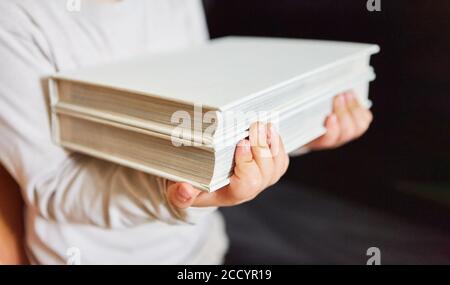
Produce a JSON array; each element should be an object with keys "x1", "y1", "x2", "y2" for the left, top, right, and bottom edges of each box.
[{"x1": 203, "y1": 0, "x2": 450, "y2": 229}]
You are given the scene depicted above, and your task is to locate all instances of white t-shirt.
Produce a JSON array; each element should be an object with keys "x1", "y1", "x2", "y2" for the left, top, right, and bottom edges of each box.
[{"x1": 0, "y1": 0, "x2": 228, "y2": 265}]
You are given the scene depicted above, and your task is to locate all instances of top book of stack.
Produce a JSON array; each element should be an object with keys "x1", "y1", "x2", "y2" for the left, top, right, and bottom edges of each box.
[{"x1": 49, "y1": 37, "x2": 379, "y2": 191}]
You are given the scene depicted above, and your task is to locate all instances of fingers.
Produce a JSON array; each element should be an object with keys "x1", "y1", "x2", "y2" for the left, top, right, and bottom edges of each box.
[
  {"x1": 194, "y1": 138, "x2": 264, "y2": 207},
  {"x1": 228, "y1": 123, "x2": 288, "y2": 203},
  {"x1": 234, "y1": 139, "x2": 253, "y2": 165},
  {"x1": 249, "y1": 122, "x2": 274, "y2": 186},
  {"x1": 335, "y1": 91, "x2": 374, "y2": 145},
  {"x1": 168, "y1": 122, "x2": 289, "y2": 209},
  {"x1": 334, "y1": 93, "x2": 357, "y2": 143},
  {"x1": 306, "y1": 114, "x2": 340, "y2": 150},
  {"x1": 167, "y1": 181, "x2": 202, "y2": 209},
  {"x1": 203, "y1": 123, "x2": 289, "y2": 207},
  {"x1": 344, "y1": 92, "x2": 373, "y2": 138},
  {"x1": 232, "y1": 139, "x2": 262, "y2": 189},
  {"x1": 268, "y1": 123, "x2": 289, "y2": 184},
  {"x1": 306, "y1": 91, "x2": 374, "y2": 151},
  {"x1": 267, "y1": 123, "x2": 280, "y2": 156}
]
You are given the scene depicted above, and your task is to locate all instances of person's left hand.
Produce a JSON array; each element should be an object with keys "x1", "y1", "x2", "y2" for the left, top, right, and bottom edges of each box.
[{"x1": 305, "y1": 91, "x2": 373, "y2": 151}]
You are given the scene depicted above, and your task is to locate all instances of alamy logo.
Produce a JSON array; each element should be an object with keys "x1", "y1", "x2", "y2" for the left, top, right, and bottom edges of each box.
[
  {"x1": 366, "y1": 247, "x2": 381, "y2": 265},
  {"x1": 366, "y1": 0, "x2": 381, "y2": 12},
  {"x1": 66, "y1": 247, "x2": 81, "y2": 265},
  {"x1": 170, "y1": 104, "x2": 280, "y2": 152},
  {"x1": 66, "y1": 0, "x2": 81, "y2": 12}
]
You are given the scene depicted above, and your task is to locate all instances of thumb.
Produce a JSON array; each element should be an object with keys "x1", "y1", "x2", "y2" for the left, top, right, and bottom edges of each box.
[{"x1": 167, "y1": 181, "x2": 202, "y2": 209}]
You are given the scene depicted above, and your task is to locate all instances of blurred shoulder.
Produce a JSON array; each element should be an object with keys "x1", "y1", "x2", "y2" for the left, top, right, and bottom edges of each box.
[
  {"x1": 0, "y1": 0, "x2": 36, "y2": 36},
  {"x1": 0, "y1": 0, "x2": 60, "y2": 35}
]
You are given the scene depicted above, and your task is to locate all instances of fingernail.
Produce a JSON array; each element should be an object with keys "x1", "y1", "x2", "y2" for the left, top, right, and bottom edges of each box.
[
  {"x1": 258, "y1": 123, "x2": 266, "y2": 135},
  {"x1": 345, "y1": 92, "x2": 354, "y2": 102},
  {"x1": 240, "y1": 139, "x2": 250, "y2": 153},
  {"x1": 337, "y1": 95, "x2": 345, "y2": 107},
  {"x1": 244, "y1": 140, "x2": 251, "y2": 152},
  {"x1": 257, "y1": 123, "x2": 266, "y2": 146},
  {"x1": 177, "y1": 186, "x2": 191, "y2": 202},
  {"x1": 269, "y1": 124, "x2": 277, "y2": 136}
]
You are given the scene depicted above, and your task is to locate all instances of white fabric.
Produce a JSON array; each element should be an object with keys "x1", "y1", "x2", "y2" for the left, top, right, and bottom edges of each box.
[{"x1": 0, "y1": 0, "x2": 228, "y2": 265}]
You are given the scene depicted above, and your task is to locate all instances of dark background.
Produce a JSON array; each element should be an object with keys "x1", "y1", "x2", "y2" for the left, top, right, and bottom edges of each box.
[{"x1": 203, "y1": 0, "x2": 450, "y2": 263}]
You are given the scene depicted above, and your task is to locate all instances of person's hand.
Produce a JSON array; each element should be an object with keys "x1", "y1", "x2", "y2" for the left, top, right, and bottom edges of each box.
[
  {"x1": 305, "y1": 91, "x2": 373, "y2": 151},
  {"x1": 167, "y1": 122, "x2": 289, "y2": 209}
]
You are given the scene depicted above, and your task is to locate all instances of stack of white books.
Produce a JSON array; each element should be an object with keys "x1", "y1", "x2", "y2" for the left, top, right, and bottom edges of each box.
[{"x1": 49, "y1": 37, "x2": 379, "y2": 191}]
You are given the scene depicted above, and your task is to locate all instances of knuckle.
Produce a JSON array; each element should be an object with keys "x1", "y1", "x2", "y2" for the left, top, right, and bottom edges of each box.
[{"x1": 247, "y1": 176, "x2": 262, "y2": 191}]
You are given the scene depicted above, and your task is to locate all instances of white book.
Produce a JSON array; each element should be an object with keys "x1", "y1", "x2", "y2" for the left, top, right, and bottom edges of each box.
[{"x1": 49, "y1": 37, "x2": 379, "y2": 191}]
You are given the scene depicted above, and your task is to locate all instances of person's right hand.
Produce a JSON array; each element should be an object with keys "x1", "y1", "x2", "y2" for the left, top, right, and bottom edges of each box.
[{"x1": 167, "y1": 122, "x2": 289, "y2": 209}]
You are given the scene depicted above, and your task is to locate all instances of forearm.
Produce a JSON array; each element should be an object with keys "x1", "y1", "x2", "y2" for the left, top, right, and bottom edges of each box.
[{"x1": 0, "y1": 165, "x2": 28, "y2": 265}]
